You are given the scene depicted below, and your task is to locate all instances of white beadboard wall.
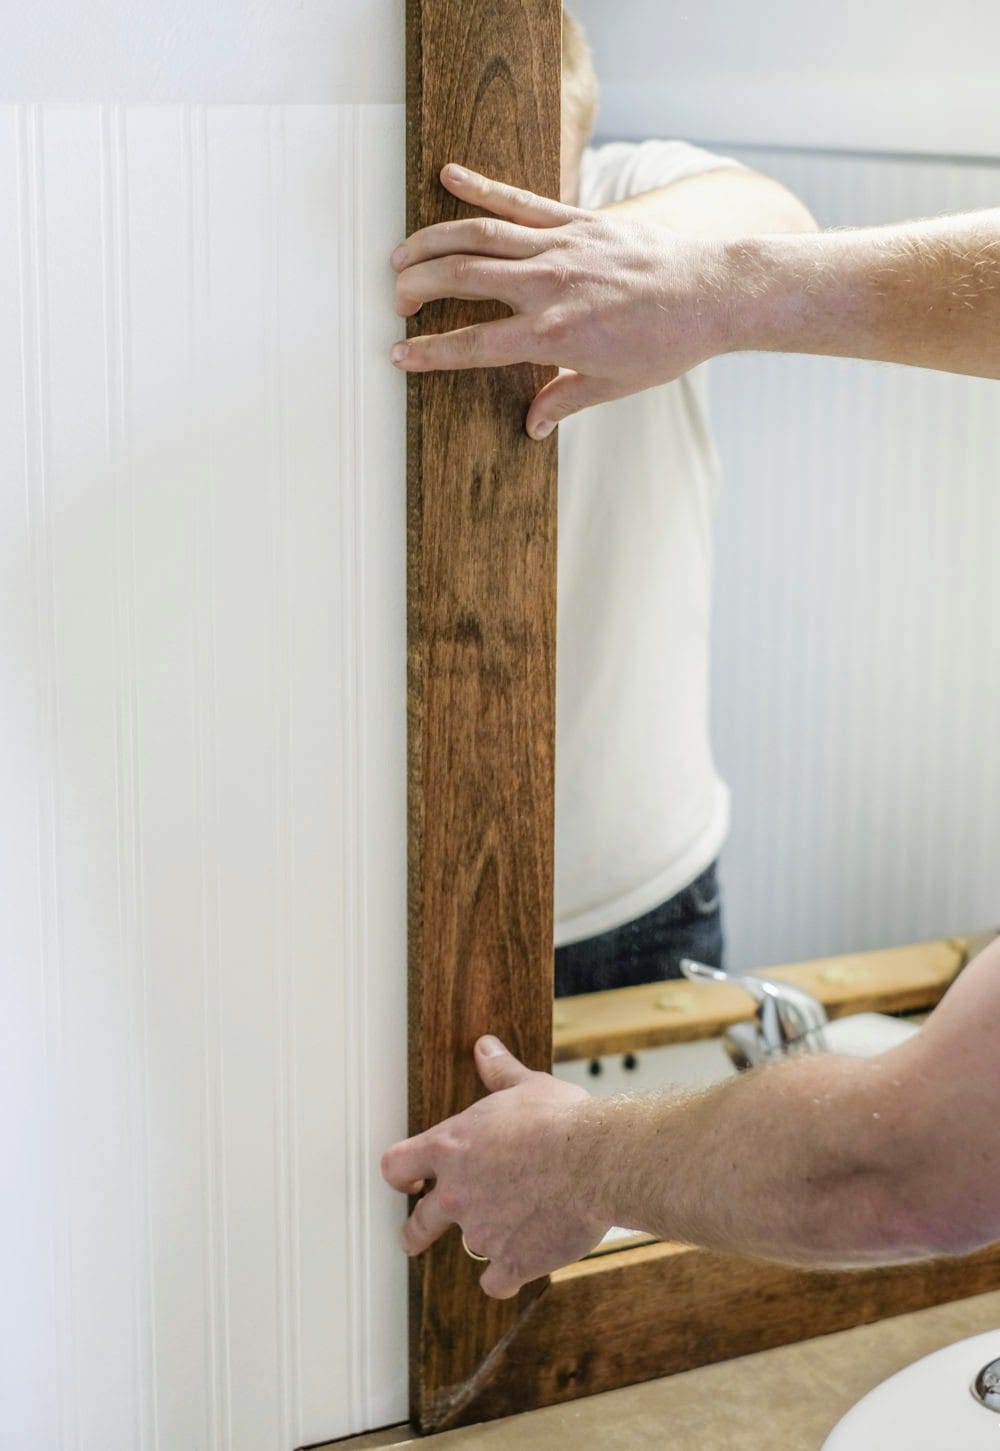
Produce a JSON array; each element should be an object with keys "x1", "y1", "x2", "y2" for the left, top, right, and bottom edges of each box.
[
  {"x1": 709, "y1": 146, "x2": 1000, "y2": 971},
  {"x1": 0, "y1": 103, "x2": 407, "y2": 1450}
]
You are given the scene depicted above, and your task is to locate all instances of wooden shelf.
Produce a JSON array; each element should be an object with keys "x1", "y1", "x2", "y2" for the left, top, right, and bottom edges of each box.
[{"x1": 552, "y1": 934, "x2": 994, "y2": 1063}]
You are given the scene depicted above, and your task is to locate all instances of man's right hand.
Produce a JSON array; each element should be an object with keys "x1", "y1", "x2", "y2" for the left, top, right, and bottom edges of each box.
[
  {"x1": 381, "y1": 1035, "x2": 612, "y2": 1299},
  {"x1": 390, "y1": 164, "x2": 732, "y2": 440}
]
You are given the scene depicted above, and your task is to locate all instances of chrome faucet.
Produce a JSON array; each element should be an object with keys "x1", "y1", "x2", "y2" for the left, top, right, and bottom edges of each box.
[{"x1": 680, "y1": 957, "x2": 829, "y2": 1070}]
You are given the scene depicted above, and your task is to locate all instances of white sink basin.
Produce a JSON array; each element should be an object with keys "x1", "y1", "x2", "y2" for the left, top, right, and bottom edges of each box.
[{"x1": 823, "y1": 1329, "x2": 1000, "y2": 1449}]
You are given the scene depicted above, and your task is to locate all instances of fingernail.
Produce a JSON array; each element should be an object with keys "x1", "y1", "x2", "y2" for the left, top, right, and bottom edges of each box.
[
  {"x1": 443, "y1": 164, "x2": 471, "y2": 184},
  {"x1": 391, "y1": 244, "x2": 408, "y2": 268},
  {"x1": 391, "y1": 342, "x2": 410, "y2": 364},
  {"x1": 531, "y1": 419, "x2": 555, "y2": 440},
  {"x1": 478, "y1": 1035, "x2": 504, "y2": 1056}
]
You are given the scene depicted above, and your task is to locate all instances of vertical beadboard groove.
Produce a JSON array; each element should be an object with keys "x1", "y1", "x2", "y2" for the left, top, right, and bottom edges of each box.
[
  {"x1": 206, "y1": 103, "x2": 235, "y2": 1451},
  {"x1": 265, "y1": 102, "x2": 297, "y2": 1451},
  {"x1": 184, "y1": 104, "x2": 213, "y2": 1451},
  {"x1": 187, "y1": 102, "x2": 233, "y2": 1451},
  {"x1": 13, "y1": 99, "x2": 47, "y2": 1447},
  {"x1": 21, "y1": 102, "x2": 79, "y2": 1451},
  {"x1": 338, "y1": 101, "x2": 368, "y2": 1433},
  {"x1": 185, "y1": 101, "x2": 214, "y2": 1451},
  {"x1": 125, "y1": 100, "x2": 162, "y2": 1451},
  {"x1": 6, "y1": 101, "x2": 408, "y2": 1449},
  {"x1": 101, "y1": 100, "x2": 156, "y2": 1451},
  {"x1": 352, "y1": 104, "x2": 376, "y2": 1430}
]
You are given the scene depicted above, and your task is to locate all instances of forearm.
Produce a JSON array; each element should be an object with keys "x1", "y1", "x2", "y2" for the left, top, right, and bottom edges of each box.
[
  {"x1": 721, "y1": 211, "x2": 1000, "y2": 378},
  {"x1": 577, "y1": 1052, "x2": 947, "y2": 1268},
  {"x1": 390, "y1": 168, "x2": 1000, "y2": 433},
  {"x1": 384, "y1": 940, "x2": 1000, "y2": 1295}
]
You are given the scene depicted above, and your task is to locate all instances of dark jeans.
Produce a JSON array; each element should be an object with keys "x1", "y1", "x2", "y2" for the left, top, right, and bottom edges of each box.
[{"x1": 554, "y1": 860, "x2": 724, "y2": 997}]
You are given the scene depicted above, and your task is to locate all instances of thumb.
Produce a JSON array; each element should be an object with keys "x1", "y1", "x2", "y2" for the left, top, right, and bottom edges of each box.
[
  {"x1": 525, "y1": 371, "x2": 614, "y2": 441},
  {"x1": 478, "y1": 1261, "x2": 525, "y2": 1299},
  {"x1": 475, "y1": 1035, "x2": 534, "y2": 1093}
]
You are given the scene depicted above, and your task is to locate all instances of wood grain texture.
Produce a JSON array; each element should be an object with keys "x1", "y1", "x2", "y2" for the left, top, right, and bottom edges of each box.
[
  {"x1": 446, "y1": 1238, "x2": 1000, "y2": 1426},
  {"x1": 553, "y1": 936, "x2": 971, "y2": 1062},
  {"x1": 406, "y1": 0, "x2": 561, "y2": 1433}
]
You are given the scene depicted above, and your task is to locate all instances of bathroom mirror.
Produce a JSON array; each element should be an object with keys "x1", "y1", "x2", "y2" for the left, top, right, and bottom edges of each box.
[
  {"x1": 551, "y1": 1, "x2": 1000, "y2": 1070},
  {"x1": 406, "y1": 0, "x2": 1000, "y2": 1435}
]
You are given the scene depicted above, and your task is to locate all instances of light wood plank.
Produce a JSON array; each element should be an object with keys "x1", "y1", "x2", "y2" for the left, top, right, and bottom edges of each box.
[{"x1": 553, "y1": 935, "x2": 977, "y2": 1062}]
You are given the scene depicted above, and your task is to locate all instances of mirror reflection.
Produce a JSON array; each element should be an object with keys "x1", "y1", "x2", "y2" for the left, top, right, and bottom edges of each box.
[{"x1": 552, "y1": 9, "x2": 1000, "y2": 1100}]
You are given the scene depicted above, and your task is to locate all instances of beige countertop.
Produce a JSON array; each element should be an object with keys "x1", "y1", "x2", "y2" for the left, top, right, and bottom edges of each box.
[{"x1": 336, "y1": 1288, "x2": 1000, "y2": 1449}]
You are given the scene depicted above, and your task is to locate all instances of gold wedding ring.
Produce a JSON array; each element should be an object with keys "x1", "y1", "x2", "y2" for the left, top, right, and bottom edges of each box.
[{"x1": 461, "y1": 1233, "x2": 490, "y2": 1263}]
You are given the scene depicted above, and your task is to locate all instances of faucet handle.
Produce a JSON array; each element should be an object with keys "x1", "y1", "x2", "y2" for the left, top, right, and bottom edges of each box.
[{"x1": 680, "y1": 957, "x2": 829, "y2": 1060}]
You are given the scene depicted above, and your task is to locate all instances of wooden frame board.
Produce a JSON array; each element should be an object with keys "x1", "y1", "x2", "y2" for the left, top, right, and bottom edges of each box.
[
  {"x1": 405, "y1": 0, "x2": 1000, "y2": 1434},
  {"x1": 405, "y1": 0, "x2": 561, "y2": 1432},
  {"x1": 442, "y1": 1239, "x2": 1000, "y2": 1424}
]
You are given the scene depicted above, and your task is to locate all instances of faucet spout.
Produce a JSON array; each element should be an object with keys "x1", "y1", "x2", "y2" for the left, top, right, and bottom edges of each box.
[{"x1": 680, "y1": 957, "x2": 829, "y2": 1067}]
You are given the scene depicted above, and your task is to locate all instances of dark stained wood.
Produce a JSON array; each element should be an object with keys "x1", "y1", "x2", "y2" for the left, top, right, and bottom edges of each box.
[
  {"x1": 444, "y1": 1238, "x2": 1000, "y2": 1428},
  {"x1": 406, "y1": 0, "x2": 561, "y2": 1433}
]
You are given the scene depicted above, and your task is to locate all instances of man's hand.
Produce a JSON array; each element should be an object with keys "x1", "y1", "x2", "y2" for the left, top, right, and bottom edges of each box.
[
  {"x1": 390, "y1": 163, "x2": 730, "y2": 441},
  {"x1": 392, "y1": 168, "x2": 1000, "y2": 421},
  {"x1": 380, "y1": 1035, "x2": 611, "y2": 1298}
]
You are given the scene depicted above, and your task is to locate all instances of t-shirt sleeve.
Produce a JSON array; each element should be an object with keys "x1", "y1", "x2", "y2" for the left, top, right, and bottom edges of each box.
[{"x1": 579, "y1": 139, "x2": 743, "y2": 210}]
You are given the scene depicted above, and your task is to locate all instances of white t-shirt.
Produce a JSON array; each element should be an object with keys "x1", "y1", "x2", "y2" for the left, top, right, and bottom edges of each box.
[{"x1": 555, "y1": 140, "x2": 738, "y2": 947}]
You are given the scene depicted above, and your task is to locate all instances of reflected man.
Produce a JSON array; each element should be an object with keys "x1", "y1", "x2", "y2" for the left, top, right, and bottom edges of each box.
[{"x1": 554, "y1": 14, "x2": 815, "y2": 994}]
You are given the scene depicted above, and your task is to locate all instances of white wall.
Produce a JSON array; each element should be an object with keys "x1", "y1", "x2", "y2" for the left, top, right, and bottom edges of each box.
[
  {"x1": 571, "y1": 0, "x2": 1000, "y2": 156},
  {"x1": 1, "y1": 8, "x2": 408, "y2": 1448},
  {"x1": 0, "y1": 0, "x2": 403, "y2": 103}
]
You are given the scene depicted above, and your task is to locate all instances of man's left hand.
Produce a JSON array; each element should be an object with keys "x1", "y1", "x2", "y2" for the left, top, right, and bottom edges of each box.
[{"x1": 381, "y1": 1036, "x2": 610, "y2": 1298}]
